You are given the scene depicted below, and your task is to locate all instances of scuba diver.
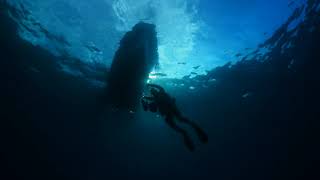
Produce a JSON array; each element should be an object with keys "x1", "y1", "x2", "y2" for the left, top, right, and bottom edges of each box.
[{"x1": 141, "y1": 84, "x2": 208, "y2": 151}]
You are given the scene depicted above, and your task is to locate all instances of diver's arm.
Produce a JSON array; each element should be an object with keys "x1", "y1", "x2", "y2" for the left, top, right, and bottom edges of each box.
[{"x1": 147, "y1": 84, "x2": 165, "y2": 92}]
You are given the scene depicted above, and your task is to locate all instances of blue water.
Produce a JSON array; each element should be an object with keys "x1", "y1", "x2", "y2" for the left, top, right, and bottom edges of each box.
[
  {"x1": 1, "y1": 0, "x2": 319, "y2": 180},
  {"x1": 7, "y1": 0, "x2": 305, "y2": 78}
]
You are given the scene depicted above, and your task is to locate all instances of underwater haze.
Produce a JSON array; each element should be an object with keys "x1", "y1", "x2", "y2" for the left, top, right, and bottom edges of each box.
[{"x1": 1, "y1": 0, "x2": 320, "y2": 180}]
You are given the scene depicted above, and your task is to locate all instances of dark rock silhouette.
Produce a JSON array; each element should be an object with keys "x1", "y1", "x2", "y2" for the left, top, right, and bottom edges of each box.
[{"x1": 107, "y1": 22, "x2": 159, "y2": 111}]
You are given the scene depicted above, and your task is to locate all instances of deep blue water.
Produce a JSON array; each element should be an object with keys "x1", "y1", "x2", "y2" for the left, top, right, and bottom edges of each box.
[{"x1": 1, "y1": 0, "x2": 320, "y2": 180}]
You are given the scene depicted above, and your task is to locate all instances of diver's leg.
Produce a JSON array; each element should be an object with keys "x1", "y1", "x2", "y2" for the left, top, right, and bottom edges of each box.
[
  {"x1": 175, "y1": 111, "x2": 208, "y2": 144},
  {"x1": 165, "y1": 115, "x2": 195, "y2": 151}
]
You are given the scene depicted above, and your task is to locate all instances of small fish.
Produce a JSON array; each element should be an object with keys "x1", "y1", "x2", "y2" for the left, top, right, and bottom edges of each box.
[
  {"x1": 193, "y1": 65, "x2": 200, "y2": 69},
  {"x1": 242, "y1": 92, "x2": 252, "y2": 98},
  {"x1": 178, "y1": 62, "x2": 187, "y2": 65},
  {"x1": 91, "y1": 46, "x2": 101, "y2": 52},
  {"x1": 190, "y1": 72, "x2": 198, "y2": 75},
  {"x1": 85, "y1": 44, "x2": 101, "y2": 53}
]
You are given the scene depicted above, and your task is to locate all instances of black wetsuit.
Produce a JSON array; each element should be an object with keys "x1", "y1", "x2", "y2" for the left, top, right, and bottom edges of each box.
[{"x1": 141, "y1": 84, "x2": 208, "y2": 151}]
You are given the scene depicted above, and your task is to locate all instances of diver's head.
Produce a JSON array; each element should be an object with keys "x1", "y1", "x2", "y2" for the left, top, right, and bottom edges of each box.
[{"x1": 150, "y1": 88, "x2": 158, "y2": 96}]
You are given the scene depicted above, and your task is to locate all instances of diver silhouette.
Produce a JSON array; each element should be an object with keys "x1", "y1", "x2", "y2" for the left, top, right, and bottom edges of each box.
[{"x1": 141, "y1": 84, "x2": 208, "y2": 151}]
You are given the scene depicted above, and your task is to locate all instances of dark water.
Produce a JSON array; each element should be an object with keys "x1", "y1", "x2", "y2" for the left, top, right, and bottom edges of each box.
[{"x1": 1, "y1": 1, "x2": 320, "y2": 180}]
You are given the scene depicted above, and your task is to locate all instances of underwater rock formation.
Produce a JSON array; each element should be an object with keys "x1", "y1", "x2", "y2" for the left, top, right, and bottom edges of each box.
[{"x1": 107, "y1": 22, "x2": 159, "y2": 110}]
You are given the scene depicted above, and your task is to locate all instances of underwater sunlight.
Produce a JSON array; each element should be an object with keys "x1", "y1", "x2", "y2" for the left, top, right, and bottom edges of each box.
[{"x1": 6, "y1": 0, "x2": 306, "y2": 79}]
